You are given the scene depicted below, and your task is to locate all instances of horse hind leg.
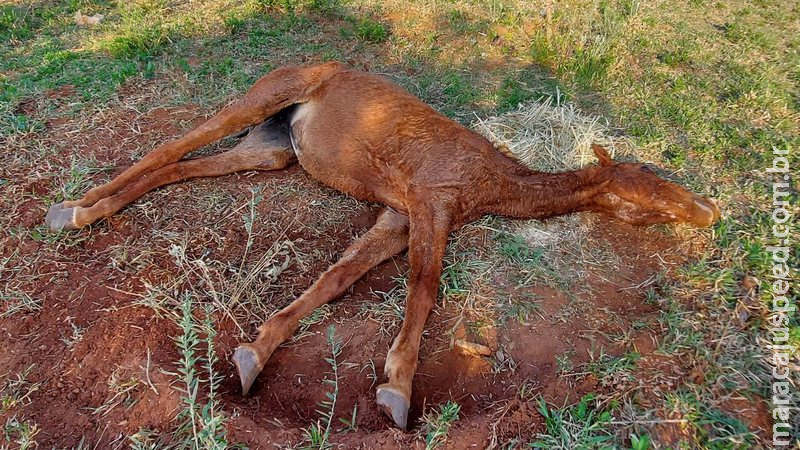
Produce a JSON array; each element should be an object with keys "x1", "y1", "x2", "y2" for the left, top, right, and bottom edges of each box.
[
  {"x1": 45, "y1": 120, "x2": 297, "y2": 231},
  {"x1": 46, "y1": 61, "x2": 344, "y2": 229}
]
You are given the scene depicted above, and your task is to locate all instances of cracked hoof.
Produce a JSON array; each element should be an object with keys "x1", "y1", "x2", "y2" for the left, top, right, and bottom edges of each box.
[
  {"x1": 45, "y1": 203, "x2": 79, "y2": 231},
  {"x1": 376, "y1": 384, "x2": 410, "y2": 429},
  {"x1": 233, "y1": 345, "x2": 263, "y2": 396}
]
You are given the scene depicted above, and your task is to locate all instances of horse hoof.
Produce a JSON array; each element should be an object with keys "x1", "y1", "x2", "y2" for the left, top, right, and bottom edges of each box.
[
  {"x1": 376, "y1": 384, "x2": 410, "y2": 429},
  {"x1": 45, "y1": 203, "x2": 78, "y2": 231},
  {"x1": 233, "y1": 345, "x2": 263, "y2": 396}
]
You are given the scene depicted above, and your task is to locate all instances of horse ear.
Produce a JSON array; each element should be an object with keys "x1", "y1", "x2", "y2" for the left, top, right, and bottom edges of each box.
[{"x1": 592, "y1": 144, "x2": 613, "y2": 166}]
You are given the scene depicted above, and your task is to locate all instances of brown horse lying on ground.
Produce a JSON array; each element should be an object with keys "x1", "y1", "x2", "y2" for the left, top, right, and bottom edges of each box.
[{"x1": 46, "y1": 61, "x2": 720, "y2": 429}]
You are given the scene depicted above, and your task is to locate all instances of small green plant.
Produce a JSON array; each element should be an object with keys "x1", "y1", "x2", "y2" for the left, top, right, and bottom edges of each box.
[
  {"x1": 173, "y1": 295, "x2": 230, "y2": 449},
  {"x1": 555, "y1": 351, "x2": 574, "y2": 375},
  {"x1": 57, "y1": 158, "x2": 115, "y2": 203},
  {"x1": 497, "y1": 293, "x2": 542, "y2": 325},
  {"x1": 338, "y1": 404, "x2": 358, "y2": 432},
  {"x1": 361, "y1": 275, "x2": 407, "y2": 334},
  {"x1": 497, "y1": 77, "x2": 536, "y2": 111},
  {"x1": 421, "y1": 400, "x2": 460, "y2": 450},
  {"x1": 292, "y1": 304, "x2": 333, "y2": 343},
  {"x1": 529, "y1": 33, "x2": 558, "y2": 68},
  {"x1": 1, "y1": 365, "x2": 41, "y2": 414},
  {"x1": 495, "y1": 231, "x2": 544, "y2": 267},
  {"x1": 492, "y1": 231, "x2": 567, "y2": 289},
  {"x1": 587, "y1": 350, "x2": 640, "y2": 377},
  {"x1": 353, "y1": 18, "x2": 388, "y2": 43},
  {"x1": 629, "y1": 433, "x2": 650, "y2": 450},
  {"x1": 665, "y1": 390, "x2": 756, "y2": 447},
  {"x1": 2, "y1": 416, "x2": 39, "y2": 450},
  {"x1": 0, "y1": 4, "x2": 34, "y2": 40},
  {"x1": 657, "y1": 48, "x2": 690, "y2": 67},
  {"x1": 565, "y1": 45, "x2": 613, "y2": 90},
  {"x1": 258, "y1": 0, "x2": 300, "y2": 13},
  {"x1": 237, "y1": 186, "x2": 265, "y2": 283},
  {"x1": 104, "y1": 27, "x2": 168, "y2": 59},
  {"x1": 308, "y1": 0, "x2": 342, "y2": 13},
  {"x1": 439, "y1": 256, "x2": 475, "y2": 301},
  {"x1": 303, "y1": 325, "x2": 343, "y2": 450},
  {"x1": 531, "y1": 394, "x2": 614, "y2": 449},
  {"x1": 439, "y1": 70, "x2": 479, "y2": 112},
  {"x1": 657, "y1": 300, "x2": 704, "y2": 354}
]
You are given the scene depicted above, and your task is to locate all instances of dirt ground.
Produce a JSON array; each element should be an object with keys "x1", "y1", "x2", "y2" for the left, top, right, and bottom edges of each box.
[{"x1": 0, "y1": 95, "x2": 769, "y2": 449}]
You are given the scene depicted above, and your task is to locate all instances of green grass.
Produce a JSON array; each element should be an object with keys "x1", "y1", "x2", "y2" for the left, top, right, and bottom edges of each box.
[
  {"x1": 492, "y1": 229, "x2": 570, "y2": 290},
  {"x1": 665, "y1": 389, "x2": 757, "y2": 448},
  {"x1": 531, "y1": 394, "x2": 615, "y2": 449},
  {"x1": 352, "y1": 17, "x2": 388, "y2": 43},
  {"x1": 420, "y1": 400, "x2": 460, "y2": 450},
  {"x1": 496, "y1": 292, "x2": 542, "y2": 325},
  {"x1": 587, "y1": 349, "x2": 640, "y2": 384},
  {"x1": 2, "y1": 416, "x2": 39, "y2": 450}
]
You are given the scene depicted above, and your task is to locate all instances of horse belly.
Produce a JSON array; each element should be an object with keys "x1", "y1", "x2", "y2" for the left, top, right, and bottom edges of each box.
[{"x1": 289, "y1": 104, "x2": 403, "y2": 209}]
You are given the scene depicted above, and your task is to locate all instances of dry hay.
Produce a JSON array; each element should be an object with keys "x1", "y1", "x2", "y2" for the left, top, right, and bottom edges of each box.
[{"x1": 474, "y1": 95, "x2": 634, "y2": 172}]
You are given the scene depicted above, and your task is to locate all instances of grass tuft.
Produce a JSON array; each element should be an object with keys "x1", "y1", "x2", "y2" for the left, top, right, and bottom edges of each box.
[
  {"x1": 531, "y1": 394, "x2": 614, "y2": 449},
  {"x1": 353, "y1": 18, "x2": 388, "y2": 43},
  {"x1": 0, "y1": 366, "x2": 41, "y2": 414},
  {"x1": 2, "y1": 415, "x2": 40, "y2": 450},
  {"x1": 420, "y1": 400, "x2": 460, "y2": 450}
]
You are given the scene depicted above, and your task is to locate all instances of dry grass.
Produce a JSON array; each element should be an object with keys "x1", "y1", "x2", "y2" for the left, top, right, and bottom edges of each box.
[{"x1": 475, "y1": 95, "x2": 634, "y2": 172}]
